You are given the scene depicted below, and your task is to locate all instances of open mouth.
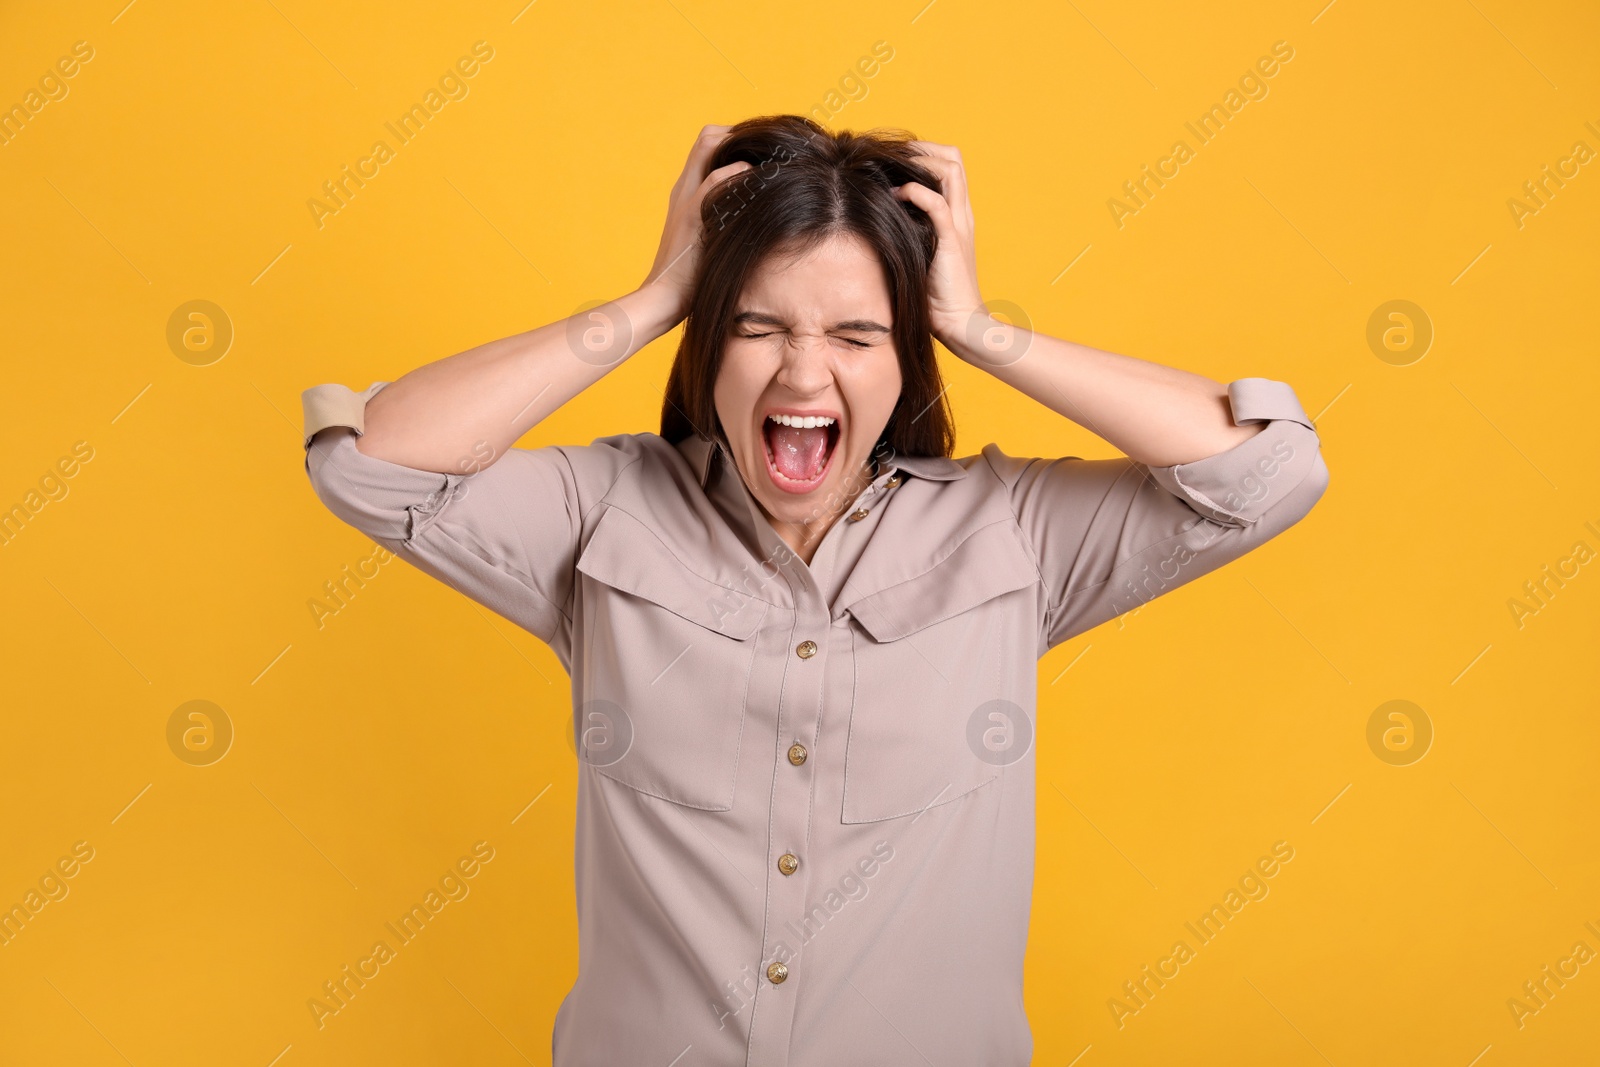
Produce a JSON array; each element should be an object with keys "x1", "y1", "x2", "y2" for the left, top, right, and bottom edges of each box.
[{"x1": 762, "y1": 412, "x2": 841, "y2": 494}]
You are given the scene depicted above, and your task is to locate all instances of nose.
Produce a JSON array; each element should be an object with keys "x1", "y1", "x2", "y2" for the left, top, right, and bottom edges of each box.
[{"x1": 773, "y1": 333, "x2": 834, "y2": 397}]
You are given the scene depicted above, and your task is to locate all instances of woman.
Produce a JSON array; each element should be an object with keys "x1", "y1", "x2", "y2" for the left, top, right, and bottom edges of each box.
[{"x1": 301, "y1": 115, "x2": 1329, "y2": 1065}]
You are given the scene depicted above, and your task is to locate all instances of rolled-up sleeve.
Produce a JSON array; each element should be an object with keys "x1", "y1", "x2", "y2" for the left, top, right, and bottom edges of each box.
[
  {"x1": 301, "y1": 380, "x2": 640, "y2": 658},
  {"x1": 982, "y1": 377, "x2": 1330, "y2": 654}
]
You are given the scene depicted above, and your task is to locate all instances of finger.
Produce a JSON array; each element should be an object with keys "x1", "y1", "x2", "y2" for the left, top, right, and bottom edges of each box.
[
  {"x1": 710, "y1": 158, "x2": 751, "y2": 177},
  {"x1": 676, "y1": 125, "x2": 735, "y2": 193},
  {"x1": 892, "y1": 180, "x2": 957, "y2": 238},
  {"x1": 907, "y1": 153, "x2": 963, "y2": 192},
  {"x1": 909, "y1": 139, "x2": 967, "y2": 220},
  {"x1": 694, "y1": 123, "x2": 733, "y2": 148},
  {"x1": 909, "y1": 140, "x2": 962, "y2": 164},
  {"x1": 694, "y1": 160, "x2": 755, "y2": 218},
  {"x1": 700, "y1": 159, "x2": 754, "y2": 194},
  {"x1": 905, "y1": 154, "x2": 972, "y2": 234}
]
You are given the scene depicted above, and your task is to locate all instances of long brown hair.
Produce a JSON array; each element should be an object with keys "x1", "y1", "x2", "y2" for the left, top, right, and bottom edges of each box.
[{"x1": 659, "y1": 114, "x2": 956, "y2": 459}]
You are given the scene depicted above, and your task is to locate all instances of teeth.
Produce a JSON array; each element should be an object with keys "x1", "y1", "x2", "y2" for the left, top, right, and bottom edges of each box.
[{"x1": 767, "y1": 413, "x2": 837, "y2": 428}]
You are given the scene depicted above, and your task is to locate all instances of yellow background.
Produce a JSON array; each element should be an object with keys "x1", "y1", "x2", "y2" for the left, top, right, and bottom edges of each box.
[{"x1": 2, "y1": 0, "x2": 1597, "y2": 1063}]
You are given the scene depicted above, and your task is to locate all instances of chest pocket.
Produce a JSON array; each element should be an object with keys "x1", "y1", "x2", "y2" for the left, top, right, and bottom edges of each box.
[
  {"x1": 573, "y1": 505, "x2": 770, "y2": 811},
  {"x1": 840, "y1": 520, "x2": 1041, "y2": 824}
]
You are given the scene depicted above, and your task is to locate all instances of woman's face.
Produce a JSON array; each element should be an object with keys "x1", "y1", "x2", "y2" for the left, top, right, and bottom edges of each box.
[{"x1": 713, "y1": 232, "x2": 903, "y2": 534}]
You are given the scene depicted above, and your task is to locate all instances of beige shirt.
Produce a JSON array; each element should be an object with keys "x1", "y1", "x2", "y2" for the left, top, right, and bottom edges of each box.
[{"x1": 301, "y1": 376, "x2": 1329, "y2": 1066}]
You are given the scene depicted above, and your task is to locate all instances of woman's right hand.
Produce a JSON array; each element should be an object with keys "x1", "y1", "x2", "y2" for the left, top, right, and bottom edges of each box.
[{"x1": 639, "y1": 125, "x2": 753, "y2": 326}]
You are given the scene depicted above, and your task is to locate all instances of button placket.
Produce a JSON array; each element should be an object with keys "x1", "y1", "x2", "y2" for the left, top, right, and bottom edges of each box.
[
  {"x1": 843, "y1": 467, "x2": 902, "y2": 525},
  {"x1": 746, "y1": 571, "x2": 829, "y2": 1064}
]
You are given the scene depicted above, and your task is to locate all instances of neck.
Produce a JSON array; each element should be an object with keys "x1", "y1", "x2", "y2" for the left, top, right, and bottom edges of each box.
[{"x1": 761, "y1": 452, "x2": 880, "y2": 565}]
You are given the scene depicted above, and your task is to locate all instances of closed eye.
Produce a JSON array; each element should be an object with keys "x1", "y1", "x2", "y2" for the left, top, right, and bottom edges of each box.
[{"x1": 737, "y1": 332, "x2": 874, "y2": 348}]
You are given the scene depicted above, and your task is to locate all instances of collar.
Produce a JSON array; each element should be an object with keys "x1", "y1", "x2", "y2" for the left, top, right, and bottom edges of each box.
[{"x1": 675, "y1": 432, "x2": 968, "y2": 491}]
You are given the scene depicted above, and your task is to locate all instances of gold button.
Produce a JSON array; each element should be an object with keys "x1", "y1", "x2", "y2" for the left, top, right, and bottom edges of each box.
[
  {"x1": 796, "y1": 640, "x2": 817, "y2": 659},
  {"x1": 787, "y1": 742, "x2": 807, "y2": 765},
  {"x1": 767, "y1": 961, "x2": 789, "y2": 984},
  {"x1": 847, "y1": 508, "x2": 869, "y2": 522},
  {"x1": 778, "y1": 853, "x2": 799, "y2": 875},
  {"x1": 884, "y1": 472, "x2": 902, "y2": 488}
]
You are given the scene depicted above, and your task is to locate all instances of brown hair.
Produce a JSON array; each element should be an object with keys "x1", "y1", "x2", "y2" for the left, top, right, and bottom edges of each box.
[{"x1": 659, "y1": 114, "x2": 955, "y2": 459}]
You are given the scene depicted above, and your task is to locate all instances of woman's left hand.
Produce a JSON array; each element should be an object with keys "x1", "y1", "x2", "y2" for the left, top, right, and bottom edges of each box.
[{"x1": 892, "y1": 141, "x2": 986, "y2": 355}]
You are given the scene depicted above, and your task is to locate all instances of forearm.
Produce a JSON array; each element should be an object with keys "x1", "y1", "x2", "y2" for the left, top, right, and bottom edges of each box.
[
  {"x1": 940, "y1": 314, "x2": 1264, "y2": 468},
  {"x1": 356, "y1": 281, "x2": 682, "y2": 473}
]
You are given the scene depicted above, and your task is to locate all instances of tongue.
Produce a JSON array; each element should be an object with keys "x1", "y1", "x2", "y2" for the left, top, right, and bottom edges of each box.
[{"x1": 768, "y1": 423, "x2": 831, "y2": 481}]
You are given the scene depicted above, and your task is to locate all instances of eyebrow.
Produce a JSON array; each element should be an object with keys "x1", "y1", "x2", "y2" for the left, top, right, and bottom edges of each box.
[{"x1": 732, "y1": 310, "x2": 891, "y2": 333}]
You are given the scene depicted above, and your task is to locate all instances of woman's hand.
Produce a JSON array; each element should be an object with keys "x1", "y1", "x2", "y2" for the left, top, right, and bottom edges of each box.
[
  {"x1": 891, "y1": 141, "x2": 987, "y2": 356},
  {"x1": 640, "y1": 125, "x2": 753, "y2": 326}
]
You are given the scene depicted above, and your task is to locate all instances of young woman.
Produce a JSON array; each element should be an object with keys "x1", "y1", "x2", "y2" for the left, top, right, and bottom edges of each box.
[{"x1": 301, "y1": 115, "x2": 1329, "y2": 1065}]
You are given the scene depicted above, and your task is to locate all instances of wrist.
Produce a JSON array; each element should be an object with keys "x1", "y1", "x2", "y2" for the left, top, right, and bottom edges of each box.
[
  {"x1": 936, "y1": 307, "x2": 1031, "y2": 369},
  {"x1": 622, "y1": 280, "x2": 688, "y2": 343}
]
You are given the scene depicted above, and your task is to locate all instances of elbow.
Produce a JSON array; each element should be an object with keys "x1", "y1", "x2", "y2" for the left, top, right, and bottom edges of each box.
[
  {"x1": 303, "y1": 428, "x2": 414, "y2": 545},
  {"x1": 1245, "y1": 420, "x2": 1330, "y2": 532},
  {"x1": 1307, "y1": 448, "x2": 1330, "y2": 508},
  {"x1": 1153, "y1": 417, "x2": 1328, "y2": 531},
  {"x1": 1298, "y1": 444, "x2": 1331, "y2": 514},
  {"x1": 1260, "y1": 446, "x2": 1330, "y2": 537}
]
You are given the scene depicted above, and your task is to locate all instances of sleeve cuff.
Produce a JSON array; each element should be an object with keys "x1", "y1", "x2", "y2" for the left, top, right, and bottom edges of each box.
[
  {"x1": 302, "y1": 381, "x2": 390, "y2": 448},
  {"x1": 1226, "y1": 377, "x2": 1315, "y2": 431},
  {"x1": 1146, "y1": 378, "x2": 1322, "y2": 527}
]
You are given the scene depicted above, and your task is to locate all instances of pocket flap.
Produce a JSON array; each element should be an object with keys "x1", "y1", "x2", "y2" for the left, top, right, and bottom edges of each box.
[
  {"x1": 843, "y1": 520, "x2": 1040, "y2": 643},
  {"x1": 575, "y1": 505, "x2": 768, "y2": 640}
]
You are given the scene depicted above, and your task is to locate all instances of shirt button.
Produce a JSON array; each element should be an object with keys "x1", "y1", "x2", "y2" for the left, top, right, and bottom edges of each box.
[
  {"x1": 787, "y1": 742, "x2": 808, "y2": 766},
  {"x1": 847, "y1": 507, "x2": 869, "y2": 522},
  {"x1": 795, "y1": 640, "x2": 817, "y2": 659},
  {"x1": 767, "y1": 961, "x2": 789, "y2": 984},
  {"x1": 778, "y1": 853, "x2": 799, "y2": 875},
  {"x1": 884, "y1": 472, "x2": 902, "y2": 488}
]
